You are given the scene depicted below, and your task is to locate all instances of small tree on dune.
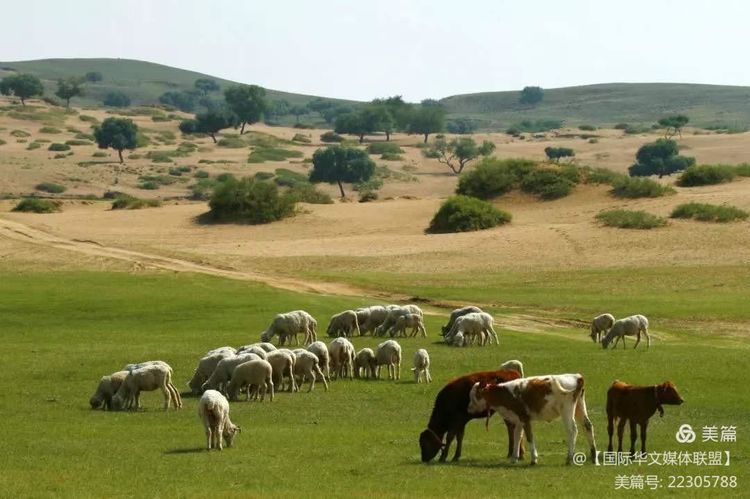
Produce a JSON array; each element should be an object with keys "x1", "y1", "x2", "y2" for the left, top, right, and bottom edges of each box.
[
  {"x1": 309, "y1": 145, "x2": 376, "y2": 197},
  {"x1": 194, "y1": 78, "x2": 220, "y2": 96},
  {"x1": 407, "y1": 101, "x2": 445, "y2": 143},
  {"x1": 0, "y1": 73, "x2": 44, "y2": 106},
  {"x1": 290, "y1": 105, "x2": 308, "y2": 124},
  {"x1": 55, "y1": 77, "x2": 85, "y2": 107},
  {"x1": 628, "y1": 138, "x2": 695, "y2": 178},
  {"x1": 93, "y1": 117, "x2": 138, "y2": 163},
  {"x1": 657, "y1": 115, "x2": 689, "y2": 139},
  {"x1": 544, "y1": 146, "x2": 575, "y2": 163},
  {"x1": 423, "y1": 137, "x2": 495, "y2": 174},
  {"x1": 183, "y1": 110, "x2": 236, "y2": 143},
  {"x1": 519, "y1": 86, "x2": 544, "y2": 106},
  {"x1": 224, "y1": 84, "x2": 266, "y2": 134}
]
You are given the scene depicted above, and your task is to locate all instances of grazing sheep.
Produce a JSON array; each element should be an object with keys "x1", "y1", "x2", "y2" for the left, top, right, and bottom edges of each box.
[
  {"x1": 411, "y1": 349, "x2": 432, "y2": 383},
  {"x1": 236, "y1": 345, "x2": 268, "y2": 360},
  {"x1": 112, "y1": 362, "x2": 182, "y2": 411},
  {"x1": 90, "y1": 370, "x2": 129, "y2": 410},
  {"x1": 188, "y1": 351, "x2": 236, "y2": 395},
  {"x1": 201, "y1": 353, "x2": 261, "y2": 394},
  {"x1": 261, "y1": 311, "x2": 316, "y2": 346},
  {"x1": 375, "y1": 340, "x2": 402, "y2": 380},
  {"x1": 326, "y1": 310, "x2": 361, "y2": 338},
  {"x1": 357, "y1": 306, "x2": 389, "y2": 336},
  {"x1": 250, "y1": 342, "x2": 277, "y2": 353},
  {"x1": 328, "y1": 337, "x2": 356, "y2": 380},
  {"x1": 205, "y1": 346, "x2": 237, "y2": 357},
  {"x1": 198, "y1": 390, "x2": 240, "y2": 450},
  {"x1": 353, "y1": 348, "x2": 377, "y2": 379},
  {"x1": 306, "y1": 341, "x2": 331, "y2": 381},
  {"x1": 393, "y1": 313, "x2": 427, "y2": 338},
  {"x1": 291, "y1": 349, "x2": 329, "y2": 392},
  {"x1": 354, "y1": 308, "x2": 371, "y2": 334},
  {"x1": 123, "y1": 360, "x2": 171, "y2": 372},
  {"x1": 590, "y1": 313, "x2": 615, "y2": 343},
  {"x1": 266, "y1": 350, "x2": 298, "y2": 392},
  {"x1": 602, "y1": 315, "x2": 650, "y2": 349},
  {"x1": 500, "y1": 359, "x2": 525, "y2": 377},
  {"x1": 451, "y1": 331, "x2": 466, "y2": 347},
  {"x1": 445, "y1": 312, "x2": 498, "y2": 346},
  {"x1": 376, "y1": 304, "x2": 425, "y2": 337},
  {"x1": 441, "y1": 306, "x2": 483, "y2": 336},
  {"x1": 227, "y1": 359, "x2": 274, "y2": 402}
]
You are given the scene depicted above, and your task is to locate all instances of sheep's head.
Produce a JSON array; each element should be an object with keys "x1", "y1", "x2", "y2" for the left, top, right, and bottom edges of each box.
[
  {"x1": 601, "y1": 334, "x2": 612, "y2": 349},
  {"x1": 224, "y1": 423, "x2": 241, "y2": 448},
  {"x1": 260, "y1": 330, "x2": 272, "y2": 342},
  {"x1": 589, "y1": 330, "x2": 598, "y2": 343},
  {"x1": 110, "y1": 394, "x2": 125, "y2": 411},
  {"x1": 89, "y1": 395, "x2": 103, "y2": 409}
]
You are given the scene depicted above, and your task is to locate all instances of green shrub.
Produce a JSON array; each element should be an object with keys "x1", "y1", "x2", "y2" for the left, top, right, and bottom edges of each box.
[
  {"x1": 676, "y1": 164, "x2": 736, "y2": 187},
  {"x1": 139, "y1": 174, "x2": 175, "y2": 186},
  {"x1": 274, "y1": 168, "x2": 309, "y2": 187},
  {"x1": 354, "y1": 178, "x2": 384, "y2": 192},
  {"x1": 38, "y1": 126, "x2": 62, "y2": 134},
  {"x1": 735, "y1": 163, "x2": 750, "y2": 177},
  {"x1": 359, "y1": 190, "x2": 378, "y2": 203},
  {"x1": 26, "y1": 141, "x2": 41, "y2": 150},
  {"x1": 138, "y1": 181, "x2": 159, "y2": 190},
  {"x1": 75, "y1": 133, "x2": 95, "y2": 141},
  {"x1": 509, "y1": 119, "x2": 563, "y2": 133},
  {"x1": 254, "y1": 171, "x2": 275, "y2": 181},
  {"x1": 320, "y1": 131, "x2": 343, "y2": 143},
  {"x1": 216, "y1": 173, "x2": 236, "y2": 182},
  {"x1": 624, "y1": 126, "x2": 649, "y2": 135},
  {"x1": 11, "y1": 130, "x2": 30, "y2": 137},
  {"x1": 65, "y1": 140, "x2": 93, "y2": 146},
  {"x1": 588, "y1": 138, "x2": 599, "y2": 144},
  {"x1": 670, "y1": 202, "x2": 748, "y2": 223},
  {"x1": 248, "y1": 148, "x2": 304, "y2": 163},
  {"x1": 35, "y1": 182, "x2": 67, "y2": 194},
  {"x1": 0, "y1": 139, "x2": 5, "y2": 146},
  {"x1": 293, "y1": 123, "x2": 314, "y2": 129},
  {"x1": 292, "y1": 133, "x2": 311, "y2": 143},
  {"x1": 206, "y1": 177, "x2": 294, "y2": 224},
  {"x1": 217, "y1": 137, "x2": 246, "y2": 148},
  {"x1": 595, "y1": 209, "x2": 667, "y2": 229},
  {"x1": 12, "y1": 198, "x2": 62, "y2": 213},
  {"x1": 520, "y1": 169, "x2": 575, "y2": 200},
  {"x1": 145, "y1": 151, "x2": 174, "y2": 163},
  {"x1": 456, "y1": 159, "x2": 519, "y2": 200},
  {"x1": 283, "y1": 184, "x2": 333, "y2": 204},
  {"x1": 613, "y1": 123, "x2": 629, "y2": 130},
  {"x1": 366, "y1": 142, "x2": 403, "y2": 155},
  {"x1": 611, "y1": 177, "x2": 674, "y2": 198},
  {"x1": 92, "y1": 151, "x2": 108, "y2": 158},
  {"x1": 380, "y1": 153, "x2": 403, "y2": 161},
  {"x1": 194, "y1": 170, "x2": 210, "y2": 179},
  {"x1": 580, "y1": 166, "x2": 626, "y2": 185},
  {"x1": 578, "y1": 124, "x2": 597, "y2": 131},
  {"x1": 111, "y1": 195, "x2": 162, "y2": 210},
  {"x1": 48, "y1": 143, "x2": 71, "y2": 151},
  {"x1": 53, "y1": 153, "x2": 68, "y2": 159},
  {"x1": 79, "y1": 115, "x2": 98, "y2": 123},
  {"x1": 127, "y1": 153, "x2": 141, "y2": 160},
  {"x1": 427, "y1": 195, "x2": 511, "y2": 234}
]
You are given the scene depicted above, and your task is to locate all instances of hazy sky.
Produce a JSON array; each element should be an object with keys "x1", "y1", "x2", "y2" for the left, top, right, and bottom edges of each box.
[{"x1": 1, "y1": 0, "x2": 747, "y2": 101}]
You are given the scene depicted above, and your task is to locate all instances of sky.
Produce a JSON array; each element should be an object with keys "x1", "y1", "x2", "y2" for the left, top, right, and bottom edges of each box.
[{"x1": 0, "y1": 0, "x2": 748, "y2": 102}]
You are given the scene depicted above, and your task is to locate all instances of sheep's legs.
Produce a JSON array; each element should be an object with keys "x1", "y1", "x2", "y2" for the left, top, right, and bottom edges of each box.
[{"x1": 206, "y1": 427, "x2": 213, "y2": 450}]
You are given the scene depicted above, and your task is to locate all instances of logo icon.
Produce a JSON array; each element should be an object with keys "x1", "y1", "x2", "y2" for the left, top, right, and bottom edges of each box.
[{"x1": 676, "y1": 424, "x2": 696, "y2": 444}]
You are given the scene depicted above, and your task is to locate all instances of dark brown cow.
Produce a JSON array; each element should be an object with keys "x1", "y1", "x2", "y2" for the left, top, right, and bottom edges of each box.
[
  {"x1": 419, "y1": 368, "x2": 522, "y2": 463},
  {"x1": 606, "y1": 380, "x2": 684, "y2": 455}
]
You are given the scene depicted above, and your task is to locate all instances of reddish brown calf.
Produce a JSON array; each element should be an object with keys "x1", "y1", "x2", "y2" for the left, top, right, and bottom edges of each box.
[{"x1": 606, "y1": 380, "x2": 684, "y2": 455}]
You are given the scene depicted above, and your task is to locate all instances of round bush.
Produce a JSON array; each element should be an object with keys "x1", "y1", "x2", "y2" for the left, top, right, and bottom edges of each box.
[
  {"x1": 426, "y1": 195, "x2": 511, "y2": 234},
  {"x1": 35, "y1": 182, "x2": 67, "y2": 194},
  {"x1": 676, "y1": 164, "x2": 736, "y2": 187},
  {"x1": 207, "y1": 177, "x2": 294, "y2": 224},
  {"x1": 670, "y1": 202, "x2": 748, "y2": 223},
  {"x1": 520, "y1": 169, "x2": 575, "y2": 200},
  {"x1": 595, "y1": 209, "x2": 667, "y2": 229},
  {"x1": 320, "y1": 131, "x2": 343, "y2": 143},
  {"x1": 456, "y1": 158, "x2": 536, "y2": 200},
  {"x1": 611, "y1": 177, "x2": 674, "y2": 198},
  {"x1": 12, "y1": 198, "x2": 62, "y2": 213},
  {"x1": 48, "y1": 143, "x2": 71, "y2": 152}
]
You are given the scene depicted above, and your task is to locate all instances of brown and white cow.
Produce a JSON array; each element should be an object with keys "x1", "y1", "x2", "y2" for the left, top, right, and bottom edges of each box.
[
  {"x1": 606, "y1": 380, "x2": 684, "y2": 456},
  {"x1": 469, "y1": 373, "x2": 598, "y2": 465}
]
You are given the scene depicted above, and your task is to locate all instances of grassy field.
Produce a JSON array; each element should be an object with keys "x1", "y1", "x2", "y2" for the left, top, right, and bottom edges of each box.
[{"x1": 1, "y1": 271, "x2": 747, "y2": 497}]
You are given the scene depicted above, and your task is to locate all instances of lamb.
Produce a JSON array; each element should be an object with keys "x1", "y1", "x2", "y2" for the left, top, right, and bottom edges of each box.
[
  {"x1": 411, "y1": 349, "x2": 432, "y2": 383},
  {"x1": 112, "y1": 362, "x2": 182, "y2": 411},
  {"x1": 328, "y1": 337, "x2": 356, "y2": 380},
  {"x1": 357, "y1": 306, "x2": 388, "y2": 336},
  {"x1": 307, "y1": 341, "x2": 331, "y2": 381},
  {"x1": 590, "y1": 313, "x2": 615, "y2": 343},
  {"x1": 291, "y1": 349, "x2": 329, "y2": 392},
  {"x1": 188, "y1": 350, "x2": 236, "y2": 395},
  {"x1": 201, "y1": 353, "x2": 261, "y2": 394},
  {"x1": 441, "y1": 306, "x2": 483, "y2": 336},
  {"x1": 602, "y1": 315, "x2": 650, "y2": 349},
  {"x1": 375, "y1": 340, "x2": 402, "y2": 380},
  {"x1": 198, "y1": 390, "x2": 241, "y2": 450},
  {"x1": 445, "y1": 312, "x2": 498, "y2": 346},
  {"x1": 353, "y1": 348, "x2": 377, "y2": 379},
  {"x1": 90, "y1": 370, "x2": 129, "y2": 410},
  {"x1": 236, "y1": 345, "x2": 268, "y2": 359},
  {"x1": 375, "y1": 304, "x2": 424, "y2": 337},
  {"x1": 393, "y1": 313, "x2": 427, "y2": 338},
  {"x1": 500, "y1": 359, "x2": 525, "y2": 377},
  {"x1": 326, "y1": 310, "x2": 361, "y2": 338},
  {"x1": 227, "y1": 359, "x2": 274, "y2": 402},
  {"x1": 266, "y1": 350, "x2": 298, "y2": 392}
]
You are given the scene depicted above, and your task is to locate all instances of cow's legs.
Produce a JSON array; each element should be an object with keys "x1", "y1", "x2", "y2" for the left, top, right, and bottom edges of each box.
[
  {"x1": 617, "y1": 418, "x2": 627, "y2": 453},
  {"x1": 640, "y1": 422, "x2": 648, "y2": 454},
  {"x1": 511, "y1": 422, "x2": 524, "y2": 463},
  {"x1": 524, "y1": 421, "x2": 537, "y2": 465},
  {"x1": 629, "y1": 420, "x2": 638, "y2": 456},
  {"x1": 452, "y1": 425, "x2": 466, "y2": 462},
  {"x1": 575, "y1": 394, "x2": 598, "y2": 464},
  {"x1": 563, "y1": 406, "x2": 578, "y2": 465},
  {"x1": 607, "y1": 416, "x2": 615, "y2": 452},
  {"x1": 440, "y1": 430, "x2": 456, "y2": 462}
]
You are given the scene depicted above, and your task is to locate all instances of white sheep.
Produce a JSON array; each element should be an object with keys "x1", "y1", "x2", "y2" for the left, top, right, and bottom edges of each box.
[
  {"x1": 326, "y1": 310, "x2": 361, "y2": 338},
  {"x1": 445, "y1": 312, "x2": 498, "y2": 346},
  {"x1": 393, "y1": 313, "x2": 427, "y2": 338},
  {"x1": 201, "y1": 353, "x2": 261, "y2": 394},
  {"x1": 375, "y1": 340, "x2": 402, "y2": 380},
  {"x1": 90, "y1": 370, "x2": 129, "y2": 410},
  {"x1": 307, "y1": 341, "x2": 331, "y2": 381},
  {"x1": 441, "y1": 306, "x2": 483, "y2": 336},
  {"x1": 236, "y1": 345, "x2": 268, "y2": 360},
  {"x1": 500, "y1": 359, "x2": 525, "y2": 377},
  {"x1": 603, "y1": 315, "x2": 650, "y2": 349},
  {"x1": 291, "y1": 349, "x2": 328, "y2": 392},
  {"x1": 328, "y1": 337, "x2": 355, "y2": 380},
  {"x1": 198, "y1": 390, "x2": 240, "y2": 450},
  {"x1": 112, "y1": 362, "x2": 182, "y2": 411},
  {"x1": 411, "y1": 349, "x2": 431, "y2": 383},
  {"x1": 261, "y1": 311, "x2": 316, "y2": 346},
  {"x1": 249, "y1": 342, "x2": 277, "y2": 353},
  {"x1": 205, "y1": 346, "x2": 237, "y2": 357},
  {"x1": 293, "y1": 310, "x2": 318, "y2": 344},
  {"x1": 354, "y1": 308, "x2": 371, "y2": 334},
  {"x1": 590, "y1": 313, "x2": 616, "y2": 343},
  {"x1": 188, "y1": 351, "x2": 236, "y2": 395},
  {"x1": 227, "y1": 359, "x2": 274, "y2": 402},
  {"x1": 266, "y1": 350, "x2": 298, "y2": 392},
  {"x1": 451, "y1": 331, "x2": 466, "y2": 347},
  {"x1": 353, "y1": 348, "x2": 377, "y2": 379},
  {"x1": 357, "y1": 306, "x2": 388, "y2": 336},
  {"x1": 376, "y1": 304, "x2": 424, "y2": 337}
]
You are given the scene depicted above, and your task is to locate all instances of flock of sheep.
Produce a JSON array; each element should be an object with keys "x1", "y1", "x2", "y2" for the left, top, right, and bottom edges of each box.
[{"x1": 89, "y1": 303, "x2": 651, "y2": 451}]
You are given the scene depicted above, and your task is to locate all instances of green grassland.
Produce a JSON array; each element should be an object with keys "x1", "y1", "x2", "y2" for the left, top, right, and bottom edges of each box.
[{"x1": 1, "y1": 271, "x2": 747, "y2": 497}]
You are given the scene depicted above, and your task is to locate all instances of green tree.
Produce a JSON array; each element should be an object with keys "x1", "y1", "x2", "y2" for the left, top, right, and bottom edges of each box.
[
  {"x1": 102, "y1": 91, "x2": 131, "y2": 107},
  {"x1": 371, "y1": 96, "x2": 411, "y2": 139},
  {"x1": 628, "y1": 138, "x2": 695, "y2": 178},
  {"x1": 208, "y1": 177, "x2": 293, "y2": 224},
  {"x1": 309, "y1": 145, "x2": 376, "y2": 197},
  {"x1": 307, "y1": 98, "x2": 336, "y2": 114},
  {"x1": 289, "y1": 104, "x2": 308, "y2": 123},
  {"x1": 159, "y1": 90, "x2": 197, "y2": 112},
  {"x1": 544, "y1": 146, "x2": 575, "y2": 163},
  {"x1": 267, "y1": 99, "x2": 291, "y2": 119},
  {"x1": 334, "y1": 111, "x2": 379, "y2": 143},
  {"x1": 55, "y1": 77, "x2": 84, "y2": 107},
  {"x1": 408, "y1": 101, "x2": 445, "y2": 143},
  {"x1": 224, "y1": 84, "x2": 266, "y2": 134},
  {"x1": 519, "y1": 86, "x2": 544, "y2": 106},
  {"x1": 188, "y1": 109, "x2": 236, "y2": 143},
  {"x1": 657, "y1": 115, "x2": 689, "y2": 138},
  {"x1": 93, "y1": 117, "x2": 138, "y2": 163},
  {"x1": 423, "y1": 137, "x2": 495, "y2": 174},
  {"x1": 0, "y1": 73, "x2": 44, "y2": 106},
  {"x1": 84, "y1": 71, "x2": 103, "y2": 82},
  {"x1": 194, "y1": 78, "x2": 220, "y2": 96}
]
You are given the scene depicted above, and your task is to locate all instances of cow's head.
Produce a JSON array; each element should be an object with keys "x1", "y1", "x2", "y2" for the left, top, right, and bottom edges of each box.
[
  {"x1": 419, "y1": 428, "x2": 444, "y2": 462},
  {"x1": 657, "y1": 381, "x2": 684, "y2": 406},
  {"x1": 467, "y1": 381, "x2": 490, "y2": 414}
]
